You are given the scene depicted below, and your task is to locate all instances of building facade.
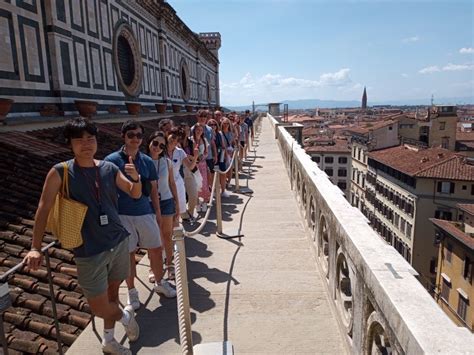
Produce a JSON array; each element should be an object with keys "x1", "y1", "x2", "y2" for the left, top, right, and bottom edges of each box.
[
  {"x1": 398, "y1": 105, "x2": 458, "y2": 151},
  {"x1": 305, "y1": 138, "x2": 351, "y2": 198},
  {"x1": 0, "y1": 0, "x2": 220, "y2": 117},
  {"x1": 366, "y1": 146, "x2": 474, "y2": 291},
  {"x1": 431, "y1": 204, "x2": 473, "y2": 332},
  {"x1": 348, "y1": 120, "x2": 399, "y2": 214}
]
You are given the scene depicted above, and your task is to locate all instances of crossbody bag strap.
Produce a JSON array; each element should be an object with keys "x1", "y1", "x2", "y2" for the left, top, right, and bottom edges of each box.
[{"x1": 61, "y1": 162, "x2": 69, "y2": 198}]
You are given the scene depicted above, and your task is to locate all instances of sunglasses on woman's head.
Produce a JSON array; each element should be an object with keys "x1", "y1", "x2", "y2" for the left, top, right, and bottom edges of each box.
[
  {"x1": 126, "y1": 132, "x2": 144, "y2": 139},
  {"x1": 152, "y1": 141, "x2": 166, "y2": 149}
]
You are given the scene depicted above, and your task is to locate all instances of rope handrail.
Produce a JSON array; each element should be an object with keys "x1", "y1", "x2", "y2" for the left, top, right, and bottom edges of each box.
[{"x1": 183, "y1": 149, "x2": 238, "y2": 237}]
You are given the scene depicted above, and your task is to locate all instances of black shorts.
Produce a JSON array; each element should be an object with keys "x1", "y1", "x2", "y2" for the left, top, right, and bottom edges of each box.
[
  {"x1": 239, "y1": 141, "x2": 245, "y2": 148},
  {"x1": 206, "y1": 159, "x2": 215, "y2": 173}
]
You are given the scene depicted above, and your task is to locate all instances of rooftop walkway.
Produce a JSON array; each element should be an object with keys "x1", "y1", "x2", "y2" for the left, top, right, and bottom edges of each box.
[{"x1": 67, "y1": 118, "x2": 346, "y2": 354}]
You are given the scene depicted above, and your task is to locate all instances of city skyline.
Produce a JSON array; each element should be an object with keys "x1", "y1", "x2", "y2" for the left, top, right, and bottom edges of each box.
[{"x1": 171, "y1": 0, "x2": 474, "y2": 106}]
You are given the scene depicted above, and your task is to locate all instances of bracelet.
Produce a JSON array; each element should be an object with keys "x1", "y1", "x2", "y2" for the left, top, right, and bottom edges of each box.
[
  {"x1": 30, "y1": 247, "x2": 40, "y2": 252},
  {"x1": 130, "y1": 175, "x2": 140, "y2": 183}
]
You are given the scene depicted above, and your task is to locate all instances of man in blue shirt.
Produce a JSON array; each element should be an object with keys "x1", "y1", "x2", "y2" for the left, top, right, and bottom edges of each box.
[{"x1": 105, "y1": 120, "x2": 176, "y2": 311}]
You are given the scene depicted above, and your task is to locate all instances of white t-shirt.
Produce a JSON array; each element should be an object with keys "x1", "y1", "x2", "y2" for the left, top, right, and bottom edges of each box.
[{"x1": 169, "y1": 147, "x2": 187, "y2": 182}]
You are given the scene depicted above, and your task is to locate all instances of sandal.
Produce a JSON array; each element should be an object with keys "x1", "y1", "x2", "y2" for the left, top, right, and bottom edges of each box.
[{"x1": 148, "y1": 270, "x2": 155, "y2": 283}]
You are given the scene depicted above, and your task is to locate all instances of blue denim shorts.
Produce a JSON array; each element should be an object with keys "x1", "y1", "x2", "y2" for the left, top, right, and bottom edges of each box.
[{"x1": 160, "y1": 198, "x2": 176, "y2": 216}]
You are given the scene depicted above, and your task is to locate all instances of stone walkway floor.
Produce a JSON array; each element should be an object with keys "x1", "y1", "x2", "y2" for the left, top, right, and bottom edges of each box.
[{"x1": 67, "y1": 117, "x2": 346, "y2": 354}]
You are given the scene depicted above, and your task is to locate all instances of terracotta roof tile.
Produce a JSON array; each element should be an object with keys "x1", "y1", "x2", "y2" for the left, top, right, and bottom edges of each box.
[
  {"x1": 414, "y1": 155, "x2": 474, "y2": 181},
  {"x1": 458, "y1": 204, "x2": 474, "y2": 216},
  {"x1": 347, "y1": 120, "x2": 396, "y2": 135},
  {"x1": 368, "y1": 145, "x2": 471, "y2": 178},
  {"x1": 430, "y1": 218, "x2": 474, "y2": 250},
  {"x1": 457, "y1": 131, "x2": 474, "y2": 141},
  {"x1": 305, "y1": 138, "x2": 351, "y2": 153}
]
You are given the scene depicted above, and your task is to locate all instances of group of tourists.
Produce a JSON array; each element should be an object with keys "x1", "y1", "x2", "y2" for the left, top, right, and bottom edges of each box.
[{"x1": 23, "y1": 109, "x2": 254, "y2": 354}]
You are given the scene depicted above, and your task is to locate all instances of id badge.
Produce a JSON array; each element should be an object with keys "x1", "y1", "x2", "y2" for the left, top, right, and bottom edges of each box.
[{"x1": 99, "y1": 214, "x2": 109, "y2": 226}]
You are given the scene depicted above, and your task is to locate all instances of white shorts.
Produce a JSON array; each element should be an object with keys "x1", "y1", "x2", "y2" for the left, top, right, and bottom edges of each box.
[{"x1": 119, "y1": 214, "x2": 161, "y2": 252}]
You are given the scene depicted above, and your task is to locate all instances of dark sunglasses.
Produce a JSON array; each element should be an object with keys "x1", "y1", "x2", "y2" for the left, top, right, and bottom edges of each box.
[
  {"x1": 209, "y1": 124, "x2": 217, "y2": 127},
  {"x1": 152, "y1": 141, "x2": 166, "y2": 149},
  {"x1": 126, "y1": 132, "x2": 144, "y2": 139}
]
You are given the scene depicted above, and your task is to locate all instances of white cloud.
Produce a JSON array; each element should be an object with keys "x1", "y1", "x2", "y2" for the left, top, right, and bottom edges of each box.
[
  {"x1": 419, "y1": 66, "x2": 440, "y2": 74},
  {"x1": 460, "y1": 47, "x2": 474, "y2": 54},
  {"x1": 418, "y1": 63, "x2": 474, "y2": 74},
  {"x1": 402, "y1": 35, "x2": 420, "y2": 43},
  {"x1": 442, "y1": 63, "x2": 474, "y2": 71},
  {"x1": 401, "y1": 73, "x2": 409, "y2": 78},
  {"x1": 220, "y1": 69, "x2": 361, "y2": 105}
]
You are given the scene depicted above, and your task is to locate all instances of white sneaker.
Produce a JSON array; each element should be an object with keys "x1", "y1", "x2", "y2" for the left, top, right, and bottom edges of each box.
[
  {"x1": 148, "y1": 271, "x2": 155, "y2": 283},
  {"x1": 154, "y1": 280, "x2": 177, "y2": 298},
  {"x1": 122, "y1": 305, "x2": 140, "y2": 342},
  {"x1": 127, "y1": 288, "x2": 140, "y2": 311},
  {"x1": 102, "y1": 339, "x2": 131, "y2": 355},
  {"x1": 221, "y1": 190, "x2": 230, "y2": 198}
]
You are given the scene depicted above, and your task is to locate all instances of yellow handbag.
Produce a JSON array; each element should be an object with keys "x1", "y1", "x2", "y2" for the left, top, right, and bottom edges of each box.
[{"x1": 45, "y1": 162, "x2": 88, "y2": 249}]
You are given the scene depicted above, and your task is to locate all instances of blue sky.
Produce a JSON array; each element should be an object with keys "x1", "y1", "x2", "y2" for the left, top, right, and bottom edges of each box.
[{"x1": 170, "y1": 0, "x2": 474, "y2": 106}]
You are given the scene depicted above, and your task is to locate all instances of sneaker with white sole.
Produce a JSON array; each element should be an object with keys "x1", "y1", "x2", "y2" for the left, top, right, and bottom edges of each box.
[
  {"x1": 148, "y1": 271, "x2": 155, "y2": 283},
  {"x1": 221, "y1": 190, "x2": 230, "y2": 198},
  {"x1": 102, "y1": 339, "x2": 131, "y2": 355},
  {"x1": 154, "y1": 280, "x2": 177, "y2": 298},
  {"x1": 122, "y1": 305, "x2": 139, "y2": 342},
  {"x1": 126, "y1": 288, "x2": 140, "y2": 311}
]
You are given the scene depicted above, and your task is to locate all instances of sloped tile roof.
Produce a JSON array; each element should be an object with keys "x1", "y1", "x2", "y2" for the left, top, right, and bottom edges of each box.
[
  {"x1": 415, "y1": 155, "x2": 474, "y2": 181},
  {"x1": 458, "y1": 204, "x2": 474, "y2": 216},
  {"x1": 368, "y1": 145, "x2": 467, "y2": 178},
  {"x1": 430, "y1": 218, "x2": 474, "y2": 250},
  {"x1": 347, "y1": 120, "x2": 396, "y2": 135}
]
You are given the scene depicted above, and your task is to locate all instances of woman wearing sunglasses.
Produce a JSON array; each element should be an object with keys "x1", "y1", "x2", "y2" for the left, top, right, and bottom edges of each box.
[
  {"x1": 147, "y1": 131, "x2": 179, "y2": 280},
  {"x1": 167, "y1": 127, "x2": 199, "y2": 221}
]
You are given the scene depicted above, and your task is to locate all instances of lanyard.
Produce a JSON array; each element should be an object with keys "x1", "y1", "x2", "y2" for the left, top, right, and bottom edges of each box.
[{"x1": 75, "y1": 160, "x2": 102, "y2": 209}]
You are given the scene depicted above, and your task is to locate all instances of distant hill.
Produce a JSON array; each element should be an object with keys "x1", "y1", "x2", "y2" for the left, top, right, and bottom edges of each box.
[{"x1": 224, "y1": 96, "x2": 474, "y2": 111}]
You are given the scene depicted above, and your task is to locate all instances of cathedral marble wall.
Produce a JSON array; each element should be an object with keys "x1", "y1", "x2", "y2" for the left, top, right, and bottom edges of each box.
[{"x1": 0, "y1": 0, "x2": 219, "y2": 116}]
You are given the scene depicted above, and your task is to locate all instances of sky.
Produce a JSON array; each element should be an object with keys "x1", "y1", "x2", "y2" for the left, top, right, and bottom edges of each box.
[{"x1": 170, "y1": 0, "x2": 474, "y2": 106}]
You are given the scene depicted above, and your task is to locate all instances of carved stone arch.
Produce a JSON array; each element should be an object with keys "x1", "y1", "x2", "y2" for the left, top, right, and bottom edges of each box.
[
  {"x1": 309, "y1": 196, "x2": 317, "y2": 240},
  {"x1": 335, "y1": 247, "x2": 354, "y2": 337},
  {"x1": 179, "y1": 58, "x2": 190, "y2": 102},
  {"x1": 302, "y1": 181, "x2": 307, "y2": 210},
  {"x1": 318, "y1": 214, "x2": 330, "y2": 281},
  {"x1": 365, "y1": 312, "x2": 395, "y2": 355},
  {"x1": 205, "y1": 74, "x2": 211, "y2": 103},
  {"x1": 113, "y1": 21, "x2": 143, "y2": 98}
]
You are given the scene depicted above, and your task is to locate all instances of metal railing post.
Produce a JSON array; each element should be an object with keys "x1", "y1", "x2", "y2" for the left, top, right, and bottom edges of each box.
[
  {"x1": 233, "y1": 151, "x2": 240, "y2": 192},
  {"x1": 173, "y1": 227, "x2": 193, "y2": 355},
  {"x1": 44, "y1": 250, "x2": 64, "y2": 355},
  {"x1": 215, "y1": 168, "x2": 223, "y2": 235}
]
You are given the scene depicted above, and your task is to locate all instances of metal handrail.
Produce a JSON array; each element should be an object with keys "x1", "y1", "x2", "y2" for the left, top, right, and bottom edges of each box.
[{"x1": 0, "y1": 240, "x2": 64, "y2": 355}]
